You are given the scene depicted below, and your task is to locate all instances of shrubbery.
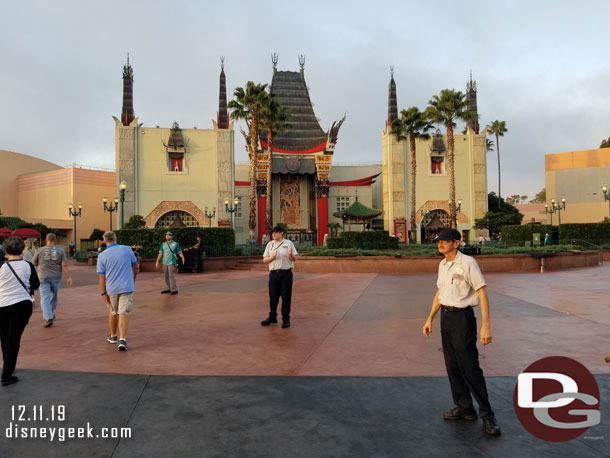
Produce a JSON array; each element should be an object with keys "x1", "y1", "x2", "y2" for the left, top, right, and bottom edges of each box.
[
  {"x1": 327, "y1": 231, "x2": 398, "y2": 249},
  {"x1": 501, "y1": 223, "x2": 610, "y2": 243}
]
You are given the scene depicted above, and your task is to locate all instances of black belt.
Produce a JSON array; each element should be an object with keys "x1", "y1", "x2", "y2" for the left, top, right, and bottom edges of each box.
[
  {"x1": 270, "y1": 269, "x2": 292, "y2": 273},
  {"x1": 441, "y1": 305, "x2": 471, "y2": 312}
]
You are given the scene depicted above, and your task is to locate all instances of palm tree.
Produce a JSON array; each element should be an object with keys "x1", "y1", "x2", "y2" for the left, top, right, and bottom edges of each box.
[
  {"x1": 260, "y1": 95, "x2": 290, "y2": 235},
  {"x1": 486, "y1": 138, "x2": 494, "y2": 153},
  {"x1": 426, "y1": 89, "x2": 471, "y2": 228},
  {"x1": 228, "y1": 82, "x2": 269, "y2": 240},
  {"x1": 391, "y1": 107, "x2": 434, "y2": 243},
  {"x1": 486, "y1": 120, "x2": 508, "y2": 206}
]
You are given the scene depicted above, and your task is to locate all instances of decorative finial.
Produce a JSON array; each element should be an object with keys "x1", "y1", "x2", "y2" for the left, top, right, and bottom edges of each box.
[
  {"x1": 390, "y1": 65, "x2": 394, "y2": 78},
  {"x1": 271, "y1": 53, "x2": 278, "y2": 69},
  {"x1": 220, "y1": 56, "x2": 225, "y2": 70},
  {"x1": 298, "y1": 54, "x2": 305, "y2": 70},
  {"x1": 127, "y1": 52, "x2": 130, "y2": 66}
]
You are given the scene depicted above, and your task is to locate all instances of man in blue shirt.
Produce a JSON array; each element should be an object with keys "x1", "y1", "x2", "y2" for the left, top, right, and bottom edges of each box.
[{"x1": 96, "y1": 231, "x2": 138, "y2": 351}]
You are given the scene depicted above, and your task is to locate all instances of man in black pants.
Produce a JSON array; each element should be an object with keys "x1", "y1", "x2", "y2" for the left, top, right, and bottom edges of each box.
[
  {"x1": 261, "y1": 226, "x2": 298, "y2": 328},
  {"x1": 422, "y1": 228, "x2": 501, "y2": 436}
]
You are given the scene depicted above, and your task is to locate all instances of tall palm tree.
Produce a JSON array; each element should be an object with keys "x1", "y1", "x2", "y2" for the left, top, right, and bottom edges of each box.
[
  {"x1": 486, "y1": 120, "x2": 508, "y2": 206},
  {"x1": 391, "y1": 107, "x2": 434, "y2": 243},
  {"x1": 426, "y1": 89, "x2": 471, "y2": 228},
  {"x1": 228, "y1": 82, "x2": 269, "y2": 240},
  {"x1": 260, "y1": 95, "x2": 290, "y2": 235}
]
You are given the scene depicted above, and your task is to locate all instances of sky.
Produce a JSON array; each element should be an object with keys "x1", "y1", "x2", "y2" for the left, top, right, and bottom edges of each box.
[{"x1": 2, "y1": 0, "x2": 610, "y2": 202}]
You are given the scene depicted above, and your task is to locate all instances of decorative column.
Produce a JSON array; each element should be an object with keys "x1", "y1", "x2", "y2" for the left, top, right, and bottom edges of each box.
[
  {"x1": 316, "y1": 179, "x2": 330, "y2": 246},
  {"x1": 257, "y1": 179, "x2": 267, "y2": 244}
]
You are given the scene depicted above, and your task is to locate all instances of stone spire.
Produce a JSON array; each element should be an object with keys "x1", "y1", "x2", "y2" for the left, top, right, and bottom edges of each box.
[
  {"x1": 387, "y1": 66, "x2": 398, "y2": 128},
  {"x1": 121, "y1": 53, "x2": 135, "y2": 126},
  {"x1": 466, "y1": 70, "x2": 479, "y2": 134},
  {"x1": 217, "y1": 57, "x2": 228, "y2": 129}
]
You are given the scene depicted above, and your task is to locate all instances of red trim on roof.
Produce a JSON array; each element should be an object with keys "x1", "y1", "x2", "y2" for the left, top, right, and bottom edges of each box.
[
  {"x1": 330, "y1": 174, "x2": 379, "y2": 187},
  {"x1": 260, "y1": 139, "x2": 327, "y2": 154}
]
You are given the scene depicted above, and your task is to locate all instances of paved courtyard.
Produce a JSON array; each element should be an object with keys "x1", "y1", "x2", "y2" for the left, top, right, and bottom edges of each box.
[{"x1": 1, "y1": 262, "x2": 609, "y2": 457}]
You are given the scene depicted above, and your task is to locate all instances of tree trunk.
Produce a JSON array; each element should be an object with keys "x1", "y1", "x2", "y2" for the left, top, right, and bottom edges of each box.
[
  {"x1": 266, "y1": 127, "x2": 273, "y2": 235},
  {"x1": 409, "y1": 134, "x2": 417, "y2": 244},
  {"x1": 496, "y1": 132, "x2": 501, "y2": 207},
  {"x1": 447, "y1": 123, "x2": 456, "y2": 228},
  {"x1": 248, "y1": 118, "x2": 259, "y2": 240}
]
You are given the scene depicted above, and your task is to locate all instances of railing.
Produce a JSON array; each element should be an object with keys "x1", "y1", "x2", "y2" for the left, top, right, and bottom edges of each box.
[{"x1": 570, "y1": 239, "x2": 604, "y2": 265}]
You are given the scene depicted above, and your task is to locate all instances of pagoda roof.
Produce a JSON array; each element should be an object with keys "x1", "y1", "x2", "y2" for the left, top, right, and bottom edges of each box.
[
  {"x1": 333, "y1": 200, "x2": 383, "y2": 219},
  {"x1": 259, "y1": 70, "x2": 327, "y2": 153}
]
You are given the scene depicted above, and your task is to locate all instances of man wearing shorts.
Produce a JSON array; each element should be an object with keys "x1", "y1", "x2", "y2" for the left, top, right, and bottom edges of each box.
[{"x1": 96, "y1": 231, "x2": 138, "y2": 351}]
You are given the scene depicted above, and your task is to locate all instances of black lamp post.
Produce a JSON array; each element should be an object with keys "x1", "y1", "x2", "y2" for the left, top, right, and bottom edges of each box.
[
  {"x1": 602, "y1": 186, "x2": 610, "y2": 218},
  {"x1": 204, "y1": 207, "x2": 216, "y2": 227},
  {"x1": 225, "y1": 198, "x2": 239, "y2": 228},
  {"x1": 68, "y1": 203, "x2": 82, "y2": 253},
  {"x1": 103, "y1": 196, "x2": 119, "y2": 231},
  {"x1": 119, "y1": 181, "x2": 127, "y2": 229},
  {"x1": 544, "y1": 197, "x2": 566, "y2": 225}
]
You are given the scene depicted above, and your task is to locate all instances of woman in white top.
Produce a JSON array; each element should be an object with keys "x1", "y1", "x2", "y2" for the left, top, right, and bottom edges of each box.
[
  {"x1": 22, "y1": 239, "x2": 34, "y2": 262},
  {"x1": 0, "y1": 236, "x2": 39, "y2": 386}
]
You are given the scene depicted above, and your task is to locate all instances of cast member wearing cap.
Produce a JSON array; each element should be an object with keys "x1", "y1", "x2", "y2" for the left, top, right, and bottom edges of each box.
[
  {"x1": 155, "y1": 231, "x2": 185, "y2": 295},
  {"x1": 261, "y1": 226, "x2": 298, "y2": 328},
  {"x1": 422, "y1": 228, "x2": 501, "y2": 436}
]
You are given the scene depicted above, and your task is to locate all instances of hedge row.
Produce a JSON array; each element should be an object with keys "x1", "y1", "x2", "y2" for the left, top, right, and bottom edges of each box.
[
  {"x1": 116, "y1": 227, "x2": 235, "y2": 252},
  {"x1": 501, "y1": 223, "x2": 610, "y2": 243},
  {"x1": 327, "y1": 231, "x2": 398, "y2": 249}
]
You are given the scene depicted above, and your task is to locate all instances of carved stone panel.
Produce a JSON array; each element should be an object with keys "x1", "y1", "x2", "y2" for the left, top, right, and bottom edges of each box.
[{"x1": 279, "y1": 174, "x2": 301, "y2": 226}]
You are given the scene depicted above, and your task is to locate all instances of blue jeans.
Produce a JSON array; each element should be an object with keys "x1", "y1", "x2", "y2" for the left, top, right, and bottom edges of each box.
[{"x1": 39, "y1": 279, "x2": 61, "y2": 321}]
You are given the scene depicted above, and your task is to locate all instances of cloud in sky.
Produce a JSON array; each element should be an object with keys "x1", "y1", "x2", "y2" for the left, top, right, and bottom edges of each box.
[{"x1": 1, "y1": 0, "x2": 609, "y2": 201}]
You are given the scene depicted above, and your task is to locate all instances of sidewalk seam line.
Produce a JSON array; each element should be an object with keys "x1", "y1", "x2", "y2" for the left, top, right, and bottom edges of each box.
[
  {"x1": 291, "y1": 274, "x2": 378, "y2": 376},
  {"x1": 109, "y1": 374, "x2": 151, "y2": 458}
]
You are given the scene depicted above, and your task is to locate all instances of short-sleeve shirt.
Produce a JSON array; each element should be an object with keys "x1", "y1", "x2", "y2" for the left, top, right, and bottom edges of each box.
[
  {"x1": 0, "y1": 260, "x2": 39, "y2": 307},
  {"x1": 32, "y1": 245, "x2": 67, "y2": 280},
  {"x1": 436, "y1": 251, "x2": 486, "y2": 308},
  {"x1": 263, "y1": 239, "x2": 298, "y2": 271},
  {"x1": 159, "y1": 241, "x2": 182, "y2": 265},
  {"x1": 96, "y1": 244, "x2": 138, "y2": 295}
]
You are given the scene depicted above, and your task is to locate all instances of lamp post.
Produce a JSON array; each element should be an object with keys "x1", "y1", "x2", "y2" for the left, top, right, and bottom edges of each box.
[
  {"x1": 545, "y1": 197, "x2": 566, "y2": 225},
  {"x1": 225, "y1": 198, "x2": 239, "y2": 228},
  {"x1": 204, "y1": 207, "x2": 216, "y2": 228},
  {"x1": 68, "y1": 203, "x2": 82, "y2": 254},
  {"x1": 602, "y1": 186, "x2": 610, "y2": 218},
  {"x1": 103, "y1": 196, "x2": 119, "y2": 231},
  {"x1": 119, "y1": 181, "x2": 127, "y2": 229}
]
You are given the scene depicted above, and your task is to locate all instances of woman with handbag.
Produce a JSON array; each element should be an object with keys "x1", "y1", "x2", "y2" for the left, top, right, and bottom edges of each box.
[{"x1": 0, "y1": 236, "x2": 40, "y2": 386}]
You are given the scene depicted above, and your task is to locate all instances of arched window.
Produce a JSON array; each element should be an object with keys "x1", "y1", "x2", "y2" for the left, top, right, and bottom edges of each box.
[{"x1": 155, "y1": 210, "x2": 199, "y2": 227}]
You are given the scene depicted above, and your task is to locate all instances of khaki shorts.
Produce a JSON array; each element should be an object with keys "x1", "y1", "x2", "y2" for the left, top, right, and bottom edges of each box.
[{"x1": 107, "y1": 292, "x2": 133, "y2": 315}]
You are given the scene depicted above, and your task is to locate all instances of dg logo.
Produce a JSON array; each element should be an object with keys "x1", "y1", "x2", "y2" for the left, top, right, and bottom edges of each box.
[{"x1": 514, "y1": 356, "x2": 601, "y2": 441}]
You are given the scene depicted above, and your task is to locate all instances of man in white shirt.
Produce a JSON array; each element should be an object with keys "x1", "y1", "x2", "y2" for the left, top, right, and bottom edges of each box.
[
  {"x1": 261, "y1": 226, "x2": 298, "y2": 328},
  {"x1": 422, "y1": 228, "x2": 501, "y2": 436}
]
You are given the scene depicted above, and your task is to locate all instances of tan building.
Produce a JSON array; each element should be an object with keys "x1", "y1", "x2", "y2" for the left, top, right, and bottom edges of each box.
[
  {"x1": 2, "y1": 150, "x2": 115, "y2": 249},
  {"x1": 514, "y1": 203, "x2": 548, "y2": 225},
  {"x1": 381, "y1": 73, "x2": 488, "y2": 243},
  {"x1": 545, "y1": 148, "x2": 610, "y2": 223}
]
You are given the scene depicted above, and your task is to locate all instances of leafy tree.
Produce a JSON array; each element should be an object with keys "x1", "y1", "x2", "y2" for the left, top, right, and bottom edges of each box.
[
  {"x1": 529, "y1": 188, "x2": 546, "y2": 203},
  {"x1": 391, "y1": 106, "x2": 434, "y2": 243},
  {"x1": 229, "y1": 82, "x2": 270, "y2": 240},
  {"x1": 486, "y1": 120, "x2": 508, "y2": 205},
  {"x1": 475, "y1": 192, "x2": 523, "y2": 234},
  {"x1": 124, "y1": 215, "x2": 146, "y2": 229},
  {"x1": 427, "y1": 89, "x2": 472, "y2": 228},
  {"x1": 89, "y1": 228, "x2": 105, "y2": 240},
  {"x1": 600, "y1": 137, "x2": 610, "y2": 148}
]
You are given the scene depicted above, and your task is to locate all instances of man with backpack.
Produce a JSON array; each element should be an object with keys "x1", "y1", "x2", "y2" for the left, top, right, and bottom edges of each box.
[{"x1": 155, "y1": 231, "x2": 185, "y2": 295}]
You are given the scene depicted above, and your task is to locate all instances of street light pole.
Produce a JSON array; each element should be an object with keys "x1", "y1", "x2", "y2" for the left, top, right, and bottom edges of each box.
[
  {"x1": 602, "y1": 186, "x2": 610, "y2": 219},
  {"x1": 103, "y1": 196, "x2": 119, "y2": 231},
  {"x1": 68, "y1": 203, "x2": 82, "y2": 254},
  {"x1": 545, "y1": 197, "x2": 566, "y2": 226},
  {"x1": 225, "y1": 198, "x2": 239, "y2": 228},
  {"x1": 119, "y1": 181, "x2": 127, "y2": 229},
  {"x1": 204, "y1": 207, "x2": 216, "y2": 228}
]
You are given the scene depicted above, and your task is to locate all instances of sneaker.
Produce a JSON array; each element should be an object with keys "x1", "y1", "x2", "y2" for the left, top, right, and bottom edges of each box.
[
  {"x1": 118, "y1": 339, "x2": 127, "y2": 351},
  {"x1": 281, "y1": 320, "x2": 291, "y2": 328},
  {"x1": 443, "y1": 407, "x2": 478, "y2": 421},
  {"x1": 260, "y1": 317, "x2": 278, "y2": 326},
  {"x1": 107, "y1": 335, "x2": 118, "y2": 344},
  {"x1": 43, "y1": 320, "x2": 53, "y2": 328},
  {"x1": 1, "y1": 376, "x2": 18, "y2": 386},
  {"x1": 170, "y1": 291, "x2": 178, "y2": 295},
  {"x1": 483, "y1": 416, "x2": 502, "y2": 436},
  {"x1": 161, "y1": 290, "x2": 171, "y2": 294}
]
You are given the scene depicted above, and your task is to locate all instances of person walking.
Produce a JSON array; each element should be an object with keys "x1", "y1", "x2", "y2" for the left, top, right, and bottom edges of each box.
[
  {"x1": 422, "y1": 228, "x2": 501, "y2": 436},
  {"x1": 22, "y1": 240, "x2": 34, "y2": 262},
  {"x1": 32, "y1": 233, "x2": 72, "y2": 327},
  {"x1": 261, "y1": 226, "x2": 298, "y2": 328},
  {"x1": 96, "y1": 231, "x2": 138, "y2": 351},
  {"x1": 0, "y1": 236, "x2": 39, "y2": 386},
  {"x1": 155, "y1": 231, "x2": 185, "y2": 295}
]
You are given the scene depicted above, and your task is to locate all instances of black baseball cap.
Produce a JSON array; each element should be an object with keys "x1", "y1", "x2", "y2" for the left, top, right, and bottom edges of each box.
[
  {"x1": 271, "y1": 226, "x2": 284, "y2": 233},
  {"x1": 434, "y1": 228, "x2": 461, "y2": 241}
]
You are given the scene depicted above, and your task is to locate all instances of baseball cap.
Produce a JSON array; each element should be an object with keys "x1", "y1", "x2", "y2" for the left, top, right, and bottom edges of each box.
[
  {"x1": 271, "y1": 226, "x2": 284, "y2": 233},
  {"x1": 434, "y1": 228, "x2": 461, "y2": 241}
]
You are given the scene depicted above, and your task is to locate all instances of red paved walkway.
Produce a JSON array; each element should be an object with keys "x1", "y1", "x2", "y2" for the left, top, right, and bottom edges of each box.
[{"x1": 17, "y1": 262, "x2": 610, "y2": 377}]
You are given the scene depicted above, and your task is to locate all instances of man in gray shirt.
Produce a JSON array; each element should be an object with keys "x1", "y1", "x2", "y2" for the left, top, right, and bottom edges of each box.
[{"x1": 32, "y1": 233, "x2": 72, "y2": 327}]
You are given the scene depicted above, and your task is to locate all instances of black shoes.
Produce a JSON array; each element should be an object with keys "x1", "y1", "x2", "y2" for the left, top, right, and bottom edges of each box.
[
  {"x1": 161, "y1": 290, "x2": 171, "y2": 294},
  {"x1": 443, "y1": 407, "x2": 478, "y2": 421},
  {"x1": 171, "y1": 291, "x2": 178, "y2": 295},
  {"x1": 483, "y1": 416, "x2": 502, "y2": 436},
  {"x1": 1, "y1": 376, "x2": 18, "y2": 386},
  {"x1": 281, "y1": 320, "x2": 291, "y2": 328},
  {"x1": 261, "y1": 318, "x2": 278, "y2": 326}
]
